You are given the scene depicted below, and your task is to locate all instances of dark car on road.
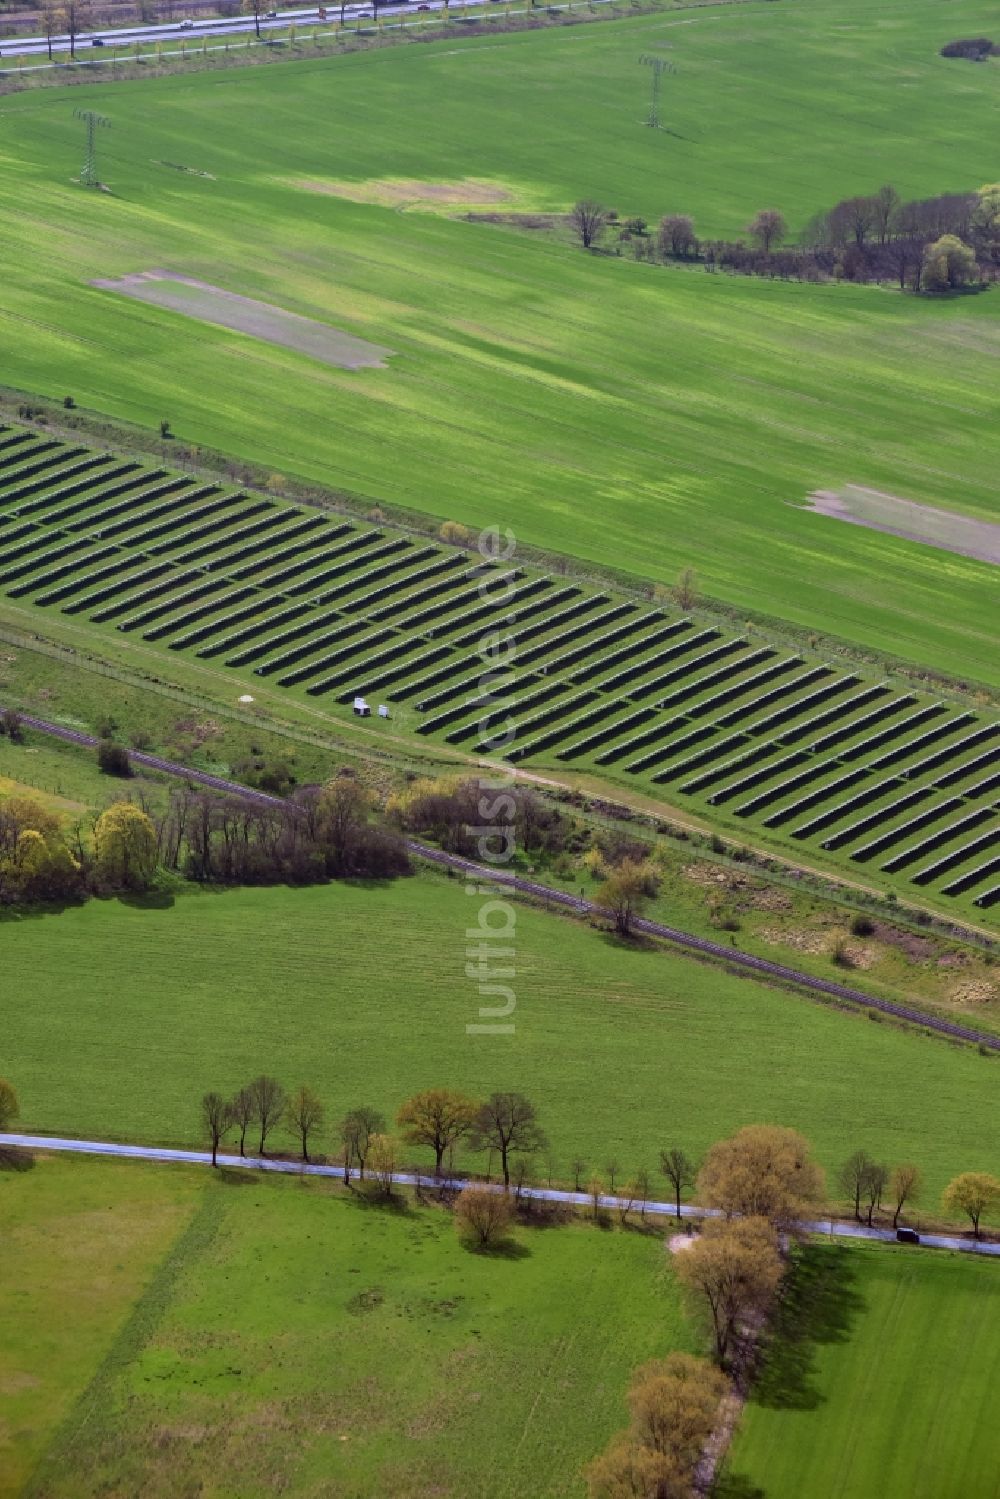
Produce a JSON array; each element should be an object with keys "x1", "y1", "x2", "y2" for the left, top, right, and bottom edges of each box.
[{"x1": 896, "y1": 1227, "x2": 920, "y2": 1245}]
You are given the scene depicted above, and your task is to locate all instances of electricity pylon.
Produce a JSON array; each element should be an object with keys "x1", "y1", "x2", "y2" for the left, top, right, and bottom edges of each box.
[
  {"x1": 74, "y1": 109, "x2": 110, "y2": 188},
  {"x1": 638, "y1": 54, "x2": 676, "y2": 130}
]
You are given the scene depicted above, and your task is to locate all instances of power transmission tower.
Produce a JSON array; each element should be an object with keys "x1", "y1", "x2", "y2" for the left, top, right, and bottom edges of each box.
[
  {"x1": 638, "y1": 54, "x2": 676, "y2": 130},
  {"x1": 74, "y1": 109, "x2": 110, "y2": 188}
]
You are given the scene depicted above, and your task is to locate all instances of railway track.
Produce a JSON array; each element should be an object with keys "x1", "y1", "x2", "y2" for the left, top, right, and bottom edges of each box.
[{"x1": 6, "y1": 702, "x2": 999, "y2": 1052}]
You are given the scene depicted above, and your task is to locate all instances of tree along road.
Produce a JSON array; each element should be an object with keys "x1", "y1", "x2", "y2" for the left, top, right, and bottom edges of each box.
[
  {"x1": 8, "y1": 702, "x2": 998, "y2": 1051},
  {"x1": 5, "y1": 1133, "x2": 998, "y2": 1256}
]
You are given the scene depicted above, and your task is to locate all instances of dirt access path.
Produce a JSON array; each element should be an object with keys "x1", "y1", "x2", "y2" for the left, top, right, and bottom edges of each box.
[{"x1": 803, "y1": 486, "x2": 1000, "y2": 566}]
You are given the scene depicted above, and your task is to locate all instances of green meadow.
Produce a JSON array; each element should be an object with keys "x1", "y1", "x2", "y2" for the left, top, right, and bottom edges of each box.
[
  {"x1": 0, "y1": 1154, "x2": 203, "y2": 1499},
  {"x1": 721, "y1": 1242, "x2": 1000, "y2": 1499},
  {"x1": 6, "y1": 877, "x2": 1000, "y2": 1208},
  {"x1": 1, "y1": 0, "x2": 999, "y2": 681},
  {"x1": 6, "y1": 1153, "x2": 691, "y2": 1499}
]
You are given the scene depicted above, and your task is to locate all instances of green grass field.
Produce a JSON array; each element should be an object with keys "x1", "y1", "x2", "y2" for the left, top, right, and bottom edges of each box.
[
  {"x1": 6, "y1": 877, "x2": 1000, "y2": 1209},
  {"x1": 0, "y1": 1153, "x2": 202, "y2": 1499},
  {"x1": 8, "y1": 1153, "x2": 692, "y2": 1499},
  {"x1": 1, "y1": 0, "x2": 999, "y2": 683},
  {"x1": 721, "y1": 1242, "x2": 1000, "y2": 1499}
]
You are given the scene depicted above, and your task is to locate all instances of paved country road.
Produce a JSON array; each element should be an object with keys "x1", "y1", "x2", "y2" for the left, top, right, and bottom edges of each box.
[
  {"x1": 4, "y1": 0, "x2": 554, "y2": 58},
  {"x1": 6, "y1": 1133, "x2": 999, "y2": 1256},
  {"x1": 5, "y1": 701, "x2": 999, "y2": 1052}
]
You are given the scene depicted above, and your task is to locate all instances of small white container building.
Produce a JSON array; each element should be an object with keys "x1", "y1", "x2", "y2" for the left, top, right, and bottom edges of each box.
[{"x1": 353, "y1": 696, "x2": 371, "y2": 717}]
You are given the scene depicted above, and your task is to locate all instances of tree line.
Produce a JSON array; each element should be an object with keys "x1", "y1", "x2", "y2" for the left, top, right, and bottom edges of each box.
[
  {"x1": 200, "y1": 1082, "x2": 547, "y2": 1183},
  {"x1": 195, "y1": 1072, "x2": 1000, "y2": 1243},
  {"x1": 571, "y1": 181, "x2": 1000, "y2": 292},
  {"x1": 839, "y1": 1147, "x2": 1000, "y2": 1239},
  {"x1": 386, "y1": 774, "x2": 572, "y2": 859},
  {"x1": 587, "y1": 1125, "x2": 825, "y2": 1497},
  {"x1": 0, "y1": 770, "x2": 408, "y2": 907}
]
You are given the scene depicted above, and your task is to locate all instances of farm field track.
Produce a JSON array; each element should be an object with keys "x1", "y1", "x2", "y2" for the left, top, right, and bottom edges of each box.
[
  {"x1": 5, "y1": 879, "x2": 1000, "y2": 1208},
  {"x1": 720, "y1": 1243, "x2": 1000, "y2": 1499},
  {"x1": 2, "y1": 424, "x2": 998, "y2": 920},
  {"x1": 0, "y1": 0, "x2": 998, "y2": 688}
]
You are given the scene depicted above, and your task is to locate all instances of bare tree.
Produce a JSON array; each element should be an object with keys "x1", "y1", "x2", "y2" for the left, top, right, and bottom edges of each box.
[
  {"x1": 1, "y1": 708, "x2": 23, "y2": 743},
  {"x1": 838, "y1": 1149, "x2": 874, "y2": 1222},
  {"x1": 512, "y1": 1154, "x2": 535, "y2": 1207},
  {"x1": 829, "y1": 194, "x2": 876, "y2": 248},
  {"x1": 618, "y1": 1179, "x2": 638, "y2": 1225},
  {"x1": 341, "y1": 1106, "x2": 384, "y2": 1179},
  {"x1": 40, "y1": 3, "x2": 61, "y2": 60},
  {"x1": 883, "y1": 233, "x2": 921, "y2": 291},
  {"x1": 572, "y1": 1157, "x2": 588, "y2": 1192},
  {"x1": 286, "y1": 1085, "x2": 325, "y2": 1162},
  {"x1": 58, "y1": 0, "x2": 88, "y2": 60},
  {"x1": 201, "y1": 1091, "x2": 231, "y2": 1168},
  {"x1": 863, "y1": 1161, "x2": 889, "y2": 1227},
  {"x1": 249, "y1": 1074, "x2": 286, "y2": 1156},
  {"x1": 570, "y1": 200, "x2": 608, "y2": 250},
  {"x1": 242, "y1": 0, "x2": 263, "y2": 38},
  {"x1": 747, "y1": 209, "x2": 787, "y2": 254},
  {"x1": 659, "y1": 214, "x2": 697, "y2": 258},
  {"x1": 890, "y1": 1163, "x2": 922, "y2": 1229},
  {"x1": 635, "y1": 1168, "x2": 651, "y2": 1220},
  {"x1": 455, "y1": 1184, "x2": 514, "y2": 1247},
  {"x1": 473, "y1": 1092, "x2": 546, "y2": 1188},
  {"x1": 675, "y1": 1216, "x2": 783, "y2": 1364},
  {"x1": 871, "y1": 183, "x2": 901, "y2": 244},
  {"x1": 369, "y1": 1133, "x2": 399, "y2": 1198},
  {"x1": 605, "y1": 1158, "x2": 621, "y2": 1193},
  {"x1": 675, "y1": 565, "x2": 698, "y2": 611},
  {"x1": 229, "y1": 1086, "x2": 254, "y2": 1157},
  {"x1": 627, "y1": 1353, "x2": 727, "y2": 1464},
  {"x1": 660, "y1": 1147, "x2": 696, "y2": 1221},
  {"x1": 0, "y1": 1078, "x2": 20, "y2": 1134},
  {"x1": 317, "y1": 774, "x2": 371, "y2": 877}
]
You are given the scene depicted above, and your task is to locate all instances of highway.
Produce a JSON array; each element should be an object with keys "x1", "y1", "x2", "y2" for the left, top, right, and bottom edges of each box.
[{"x1": 3, "y1": 0, "x2": 492, "y2": 57}]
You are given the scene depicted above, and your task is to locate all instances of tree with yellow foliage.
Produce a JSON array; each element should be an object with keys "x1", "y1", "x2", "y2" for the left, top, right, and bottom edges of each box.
[
  {"x1": 0, "y1": 796, "x2": 81, "y2": 904},
  {"x1": 94, "y1": 803, "x2": 157, "y2": 891},
  {"x1": 676, "y1": 1216, "x2": 784, "y2": 1364},
  {"x1": 697, "y1": 1124, "x2": 826, "y2": 1228},
  {"x1": 942, "y1": 1171, "x2": 1000, "y2": 1239},
  {"x1": 596, "y1": 858, "x2": 660, "y2": 937},
  {"x1": 587, "y1": 1352, "x2": 727, "y2": 1497},
  {"x1": 396, "y1": 1088, "x2": 477, "y2": 1175}
]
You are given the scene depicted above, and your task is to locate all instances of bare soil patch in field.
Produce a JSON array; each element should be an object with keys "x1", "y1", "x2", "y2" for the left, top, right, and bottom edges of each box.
[
  {"x1": 295, "y1": 176, "x2": 512, "y2": 209},
  {"x1": 803, "y1": 486, "x2": 1000, "y2": 566},
  {"x1": 92, "y1": 271, "x2": 393, "y2": 370}
]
